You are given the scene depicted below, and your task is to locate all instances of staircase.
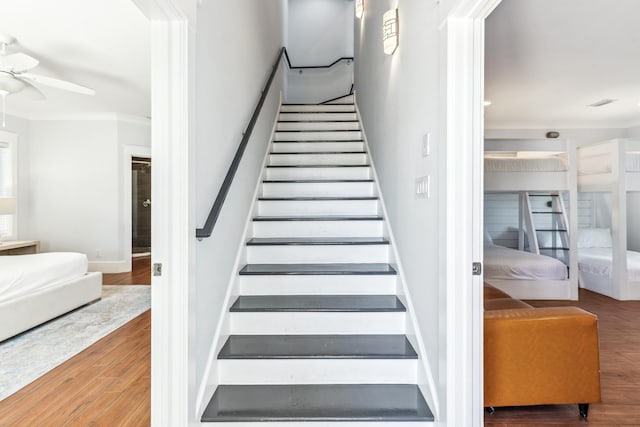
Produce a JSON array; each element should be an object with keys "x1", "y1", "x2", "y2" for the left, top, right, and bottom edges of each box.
[
  {"x1": 520, "y1": 192, "x2": 570, "y2": 265},
  {"x1": 201, "y1": 97, "x2": 434, "y2": 424}
]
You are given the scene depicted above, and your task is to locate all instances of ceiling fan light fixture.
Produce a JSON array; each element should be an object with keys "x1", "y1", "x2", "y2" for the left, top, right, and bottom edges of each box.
[{"x1": 0, "y1": 73, "x2": 25, "y2": 94}]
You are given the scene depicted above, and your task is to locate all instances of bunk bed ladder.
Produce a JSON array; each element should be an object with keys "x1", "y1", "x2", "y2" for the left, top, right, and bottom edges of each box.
[
  {"x1": 520, "y1": 192, "x2": 540, "y2": 254},
  {"x1": 523, "y1": 192, "x2": 570, "y2": 264}
]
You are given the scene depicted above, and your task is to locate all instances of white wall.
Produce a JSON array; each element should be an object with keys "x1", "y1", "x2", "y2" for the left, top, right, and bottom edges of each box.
[
  {"x1": 21, "y1": 117, "x2": 150, "y2": 270},
  {"x1": 354, "y1": 0, "x2": 442, "y2": 416},
  {"x1": 287, "y1": 0, "x2": 353, "y2": 64},
  {"x1": 193, "y1": 0, "x2": 285, "y2": 416},
  {"x1": 626, "y1": 124, "x2": 640, "y2": 138},
  {"x1": 285, "y1": 0, "x2": 355, "y2": 103}
]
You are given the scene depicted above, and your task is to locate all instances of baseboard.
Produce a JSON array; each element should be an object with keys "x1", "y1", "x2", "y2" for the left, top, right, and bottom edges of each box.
[{"x1": 88, "y1": 260, "x2": 130, "y2": 273}]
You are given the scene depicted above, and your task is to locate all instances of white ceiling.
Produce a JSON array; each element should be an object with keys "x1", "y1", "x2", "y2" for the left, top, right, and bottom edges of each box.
[
  {"x1": 485, "y1": 0, "x2": 640, "y2": 129},
  {"x1": 0, "y1": 0, "x2": 150, "y2": 119}
]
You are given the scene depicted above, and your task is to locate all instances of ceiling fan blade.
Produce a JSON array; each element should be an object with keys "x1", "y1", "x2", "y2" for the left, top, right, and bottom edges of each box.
[
  {"x1": 19, "y1": 79, "x2": 46, "y2": 101},
  {"x1": 0, "y1": 53, "x2": 39, "y2": 72},
  {"x1": 19, "y1": 73, "x2": 95, "y2": 96}
]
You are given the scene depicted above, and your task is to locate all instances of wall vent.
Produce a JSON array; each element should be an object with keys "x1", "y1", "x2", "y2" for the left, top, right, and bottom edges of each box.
[{"x1": 588, "y1": 99, "x2": 616, "y2": 107}]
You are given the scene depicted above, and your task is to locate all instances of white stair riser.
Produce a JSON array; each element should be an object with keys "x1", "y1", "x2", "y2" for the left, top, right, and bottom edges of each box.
[
  {"x1": 272, "y1": 142, "x2": 364, "y2": 153},
  {"x1": 252, "y1": 220, "x2": 384, "y2": 238},
  {"x1": 218, "y1": 359, "x2": 417, "y2": 385},
  {"x1": 239, "y1": 275, "x2": 396, "y2": 295},
  {"x1": 266, "y1": 167, "x2": 371, "y2": 181},
  {"x1": 258, "y1": 200, "x2": 379, "y2": 216},
  {"x1": 246, "y1": 244, "x2": 389, "y2": 264},
  {"x1": 231, "y1": 312, "x2": 405, "y2": 334},
  {"x1": 279, "y1": 112, "x2": 357, "y2": 121},
  {"x1": 269, "y1": 153, "x2": 367, "y2": 166},
  {"x1": 262, "y1": 182, "x2": 375, "y2": 197},
  {"x1": 281, "y1": 104, "x2": 355, "y2": 113},
  {"x1": 325, "y1": 94, "x2": 355, "y2": 105},
  {"x1": 274, "y1": 131, "x2": 362, "y2": 141},
  {"x1": 277, "y1": 122, "x2": 360, "y2": 131}
]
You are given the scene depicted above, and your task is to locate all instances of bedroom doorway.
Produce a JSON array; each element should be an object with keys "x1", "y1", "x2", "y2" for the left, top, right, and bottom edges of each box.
[{"x1": 132, "y1": 157, "x2": 151, "y2": 256}]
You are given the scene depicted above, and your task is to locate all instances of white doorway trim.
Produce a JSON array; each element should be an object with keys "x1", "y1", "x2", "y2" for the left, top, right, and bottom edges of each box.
[
  {"x1": 132, "y1": 0, "x2": 195, "y2": 425},
  {"x1": 123, "y1": 145, "x2": 152, "y2": 271},
  {"x1": 444, "y1": 0, "x2": 501, "y2": 425}
]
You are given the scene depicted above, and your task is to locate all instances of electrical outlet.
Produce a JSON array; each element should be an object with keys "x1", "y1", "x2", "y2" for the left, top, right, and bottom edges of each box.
[
  {"x1": 96, "y1": 249, "x2": 102, "y2": 258},
  {"x1": 415, "y1": 176, "x2": 430, "y2": 199},
  {"x1": 421, "y1": 133, "x2": 431, "y2": 157}
]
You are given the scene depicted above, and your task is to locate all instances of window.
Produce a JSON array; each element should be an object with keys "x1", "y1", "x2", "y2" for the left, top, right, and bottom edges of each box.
[{"x1": 0, "y1": 138, "x2": 16, "y2": 239}]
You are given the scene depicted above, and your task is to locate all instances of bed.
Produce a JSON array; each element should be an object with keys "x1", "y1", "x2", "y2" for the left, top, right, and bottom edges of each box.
[
  {"x1": 576, "y1": 228, "x2": 640, "y2": 300},
  {"x1": 0, "y1": 252, "x2": 102, "y2": 341},
  {"x1": 484, "y1": 242, "x2": 573, "y2": 300},
  {"x1": 577, "y1": 139, "x2": 640, "y2": 300},
  {"x1": 483, "y1": 138, "x2": 579, "y2": 300}
]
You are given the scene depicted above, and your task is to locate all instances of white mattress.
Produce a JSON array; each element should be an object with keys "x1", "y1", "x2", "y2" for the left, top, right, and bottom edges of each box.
[
  {"x1": 484, "y1": 157, "x2": 568, "y2": 172},
  {"x1": 0, "y1": 252, "x2": 88, "y2": 303},
  {"x1": 578, "y1": 153, "x2": 640, "y2": 175},
  {"x1": 578, "y1": 248, "x2": 640, "y2": 281},
  {"x1": 484, "y1": 244, "x2": 568, "y2": 280}
]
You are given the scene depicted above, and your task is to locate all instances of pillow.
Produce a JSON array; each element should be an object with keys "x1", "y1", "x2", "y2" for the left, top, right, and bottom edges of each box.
[
  {"x1": 578, "y1": 228, "x2": 612, "y2": 248},
  {"x1": 484, "y1": 229, "x2": 494, "y2": 245}
]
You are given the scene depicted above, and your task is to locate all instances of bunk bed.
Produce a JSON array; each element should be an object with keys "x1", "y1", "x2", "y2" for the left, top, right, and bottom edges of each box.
[
  {"x1": 577, "y1": 138, "x2": 640, "y2": 300},
  {"x1": 484, "y1": 138, "x2": 579, "y2": 300}
]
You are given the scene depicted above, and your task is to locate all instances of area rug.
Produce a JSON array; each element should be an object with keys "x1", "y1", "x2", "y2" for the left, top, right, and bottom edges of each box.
[{"x1": 0, "y1": 285, "x2": 150, "y2": 401}]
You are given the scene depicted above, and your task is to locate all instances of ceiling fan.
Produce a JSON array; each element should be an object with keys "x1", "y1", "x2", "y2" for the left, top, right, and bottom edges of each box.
[{"x1": 0, "y1": 34, "x2": 95, "y2": 126}]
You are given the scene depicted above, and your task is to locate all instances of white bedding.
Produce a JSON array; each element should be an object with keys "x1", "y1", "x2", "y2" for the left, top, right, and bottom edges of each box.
[
  {"x1": 484, "y1": 244, "x2": 568, "y2": 280},
  {"x1": 484, "y1": 157, "x2": 568, "y2": 172},
  {"x1": 578, "y1": 248, "x2": 640, "y2": 281},
  {"x1": 578, "y1": 153, "x2": 640, "y2": 175},
  {"x1": 0, "y1": 252, "x2": 88, "y2": 304}
]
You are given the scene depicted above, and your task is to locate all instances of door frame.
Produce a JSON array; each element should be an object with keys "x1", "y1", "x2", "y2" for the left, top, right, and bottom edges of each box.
[
  {"x1": 444, "y1": 0, "x2": 501, "y2": 425},
  {"x1": 123, "y1": 145, "x2": 152, "y2": 270},
  {"x1": 131, "y1": 0, "x2": 195, "y2": 425}
]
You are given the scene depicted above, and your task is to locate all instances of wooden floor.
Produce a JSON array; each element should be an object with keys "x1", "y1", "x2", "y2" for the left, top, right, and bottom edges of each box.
[
  {"x1": 3, "y1": 259, "x2": 640, "y2": 425},
  {"x1": 485, "y1": 288, "x2": 640, "y2": 426},
  {"x1": 0, "y1": 256, "x2": 151, "y2": 427}
]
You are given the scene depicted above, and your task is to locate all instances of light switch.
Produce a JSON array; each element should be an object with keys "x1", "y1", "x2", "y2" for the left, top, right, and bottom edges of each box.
[
  {"x1": 415, "y1": 176, "x2": 430, "y2": 199},
  {"x1": 421, "y1": 133, "x2": 431, "y2": 157}
]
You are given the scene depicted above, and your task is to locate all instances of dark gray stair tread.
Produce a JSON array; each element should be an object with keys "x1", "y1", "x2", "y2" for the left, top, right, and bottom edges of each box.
[
  {"x1": 270, "y1": 151, "x2": 366, "y2": 155},
  {"x1": 278, "y1": 120, "x2": 359, "y2": 123},
  {"x1": 253, "y1": 215, "x2": 383, "y2": 221},
  {"x1": 230, "y1": 295, "x2": 405, "y2": 312},
  {"x1": 273, "y1": 139, "x2": 364, "y2": 143},
  {"x1": 246, "y1": 237, "x2": 389, "y2": 245},
  {"x1": 258, "y1": 196, "x2": 378, "y2": 201},
  {"x1": 266, "y1": 164, "x2": 370, "y2": 168},
  {"x1": 276, "y1": 130, "x2": 359, "y2": 133},
  {"x1": 201, "y1": 384, "x2": 433, "y2": 422},
  {"x1": 531, "y1": 211, "x2": 562, "y2": 214},
  {"x1": 263, "y1": 179, "x2": 373, "y2": 183},
  {"x1": 218, "y1": 335, "x2": 417, "y2": 359},
  {"x1": 536, "y1": 229, "x2": 568, "y2": 231},
  {"x1": 283, "y1": 103, "x2": 355, "y2": 105},
  {"x1": 540, "y1": 247, "x2": 569, "y2": 250},
  {"x1": 239, "y1": 263, "x2": 397, "y2": 275}
]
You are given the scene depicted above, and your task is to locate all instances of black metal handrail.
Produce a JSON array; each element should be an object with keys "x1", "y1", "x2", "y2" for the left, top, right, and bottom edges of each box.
[{"x1": 196, "y1": 47, "x2": 355, "y2": 239}]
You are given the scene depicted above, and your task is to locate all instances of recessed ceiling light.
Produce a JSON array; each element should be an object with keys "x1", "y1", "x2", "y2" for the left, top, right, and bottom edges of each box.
[
  {"x1": 484, "y1": 100, "x2": 492, "y2": 107},
  {"x1": 588, "y1": 99, "x2": 616, "y2": 107}
]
